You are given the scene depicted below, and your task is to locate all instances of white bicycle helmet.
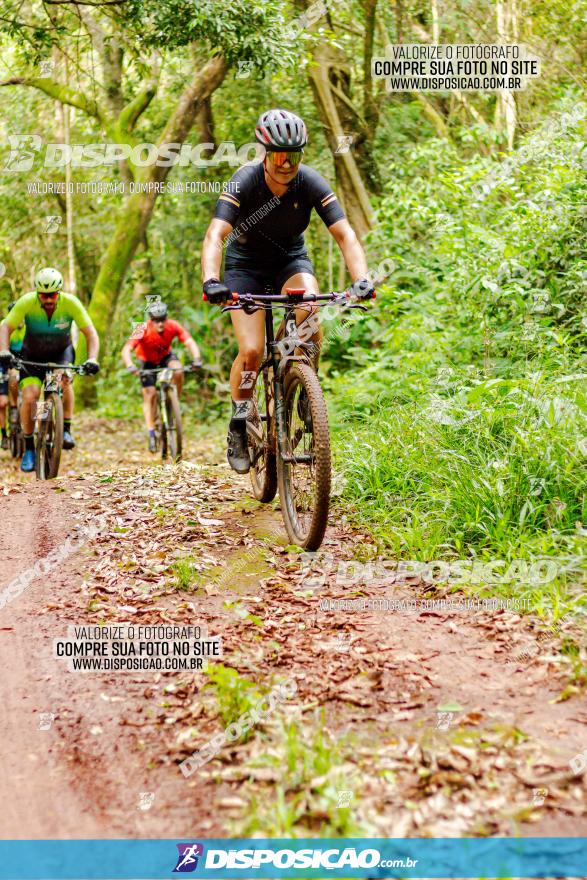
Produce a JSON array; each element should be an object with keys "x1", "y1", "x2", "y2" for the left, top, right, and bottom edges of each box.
[
  {"x1": 255, "y1": 109, "x2": 308, "y2": 150},
  {"x1": 35, "y1": 267, "x2": 63, "y2": 292}
]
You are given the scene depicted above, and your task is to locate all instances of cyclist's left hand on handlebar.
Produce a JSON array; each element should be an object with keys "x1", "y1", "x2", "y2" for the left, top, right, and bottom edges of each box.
[
  {"x1": 349, "y1": 278, "x2": 376, "y2": 300},
  {"x1": 83, "y1": 359, "x2": 100, "y2": 375},
  {"x1": 0, "y1": 350, "x2": 14, "y2": 369},
  {"x1": 190, "y1": 359, "x2": 203, "y2": 371}
]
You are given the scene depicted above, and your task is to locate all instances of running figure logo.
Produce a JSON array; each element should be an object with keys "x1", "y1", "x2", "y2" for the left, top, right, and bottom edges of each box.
[{"x1": 173, "y1": 843, "x2": 204, "y2": 873}]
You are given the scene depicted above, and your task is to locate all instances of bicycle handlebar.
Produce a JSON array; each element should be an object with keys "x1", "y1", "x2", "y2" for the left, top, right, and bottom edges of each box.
[
  {"x1": 221, "y1": 290, "x2": 371, "y2": 315},
  {"x1": 134, "y1": 364, "x2": 202, "y2": 376},
  {"x1": 13, "y1": 359, "x2": 90, "y2": 374}
]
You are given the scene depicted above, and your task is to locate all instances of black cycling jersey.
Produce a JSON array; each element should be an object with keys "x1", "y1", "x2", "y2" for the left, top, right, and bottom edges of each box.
[{"x1": 214, "y1": 162, "x2": 345, "y2": 262}]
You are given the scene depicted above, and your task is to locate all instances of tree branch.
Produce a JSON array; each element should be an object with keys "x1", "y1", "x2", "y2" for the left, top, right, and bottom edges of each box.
[
  {"x1": 115, "y1": 54, "x2": 160, "y2": 133},
  {"x1": 0, "y1": 76, "x2": 106, "y2": 122},
  {"x1": 152, "y1": 54, "x2": 227, "y2": 178},
  {"x1": 43, "y1": 0, "x2": 127, "y2": 6}
]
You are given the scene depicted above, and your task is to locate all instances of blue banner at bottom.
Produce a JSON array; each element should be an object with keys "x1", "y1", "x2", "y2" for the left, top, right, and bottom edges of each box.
[{"x1": 0, "y1": 838, "x2": 585, "y2": 879}]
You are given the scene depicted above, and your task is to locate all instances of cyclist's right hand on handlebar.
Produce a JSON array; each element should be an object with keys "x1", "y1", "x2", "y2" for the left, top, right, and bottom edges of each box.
[
  {"x1": 126, "y1": 364, "x2": 140, "y2": 376},
  {"x1": 349, "y1": 278, "x2": 376, "y2": 300},
  {"x1": 0, "y1": 350, "x2": 14, "y2": 369},
  {"x1": 83, "y1": 359, "x2": 100, "y2": 376},
  {"x1": 203, "y1": 278, "x2": 232, "y2": 304}
]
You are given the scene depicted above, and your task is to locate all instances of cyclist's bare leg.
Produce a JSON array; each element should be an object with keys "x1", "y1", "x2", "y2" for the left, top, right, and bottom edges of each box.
[
  {"x1": 21, "y1": 384, "x2": 41, "y2": 434},
  {"x1": 229, "y1": 309, "x2": 266, "y2": 401},
  {"x1": 169, "y1": 358, "x2": 183, "y2": 395},
  {"x1": 8, "y1": 371, "x2": 18, "y2": 407},
  {"x1": 280, "y1": 271, "x2": 322, "y2": 368},
  {"x1": 61, "y1": 374, "x2": 74, "y2": 420},
  {"x1": 142, "y1": 386, "x2": 157, "y2": 430},
  {"x1": 0, "y1": 395, "x2": 7, "y2": 431}
]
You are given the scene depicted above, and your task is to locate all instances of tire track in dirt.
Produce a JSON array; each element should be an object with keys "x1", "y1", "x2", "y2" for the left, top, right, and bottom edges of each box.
[{"x1": 0, "y1": 486, "x2": 104, "y2": 837}]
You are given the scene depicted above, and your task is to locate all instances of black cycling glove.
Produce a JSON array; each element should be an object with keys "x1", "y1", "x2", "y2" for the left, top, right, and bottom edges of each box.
[
  {"x1": 83, "y1": 359, "x2": 100, "y2": 375},
  {"x1": 349, "y1": 278, "x2": 376, "y2": 300},
  {"x1": 203, "y1": 279, "x2": 232, "y2": 304}
]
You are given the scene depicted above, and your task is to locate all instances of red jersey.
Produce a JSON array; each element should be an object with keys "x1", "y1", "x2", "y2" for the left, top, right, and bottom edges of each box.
[{"x1": 130, "y1": 319, "x2": 190, "y2": 362}]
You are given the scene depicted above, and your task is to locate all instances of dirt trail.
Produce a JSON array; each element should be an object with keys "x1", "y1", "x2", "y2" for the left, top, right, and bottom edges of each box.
[{"x1": 0, "y1": 415, "x2": 586, "y2": 839}]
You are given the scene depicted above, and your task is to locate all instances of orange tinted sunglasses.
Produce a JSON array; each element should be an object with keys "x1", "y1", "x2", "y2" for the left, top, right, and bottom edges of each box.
[{"x1": 266, "y1": 150, "x2": 303, "y2": 167}]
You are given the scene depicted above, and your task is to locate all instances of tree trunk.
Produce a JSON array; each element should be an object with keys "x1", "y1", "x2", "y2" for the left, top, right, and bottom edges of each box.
[
  {"x1": 76, "y1": 55, "x2": 226, "y2": 400},
  {"x1": 496, "y1": 0, "x2": 516, "y2": 149},
  {"x1": 90, "y1": 54, "x2": 226, "y2": 330},
  {"x1": 395, "y1": 0, "x2": 403, "y2": 42},
  {"x1": 196, "y1": 96, "x2": 216, "y2": 148},
  {"x1": 431, "y1": 0, "x2": 440, "y2": 43},
  {"x1": 307, "y1": 42, "x2": 374, "y2": 239}
]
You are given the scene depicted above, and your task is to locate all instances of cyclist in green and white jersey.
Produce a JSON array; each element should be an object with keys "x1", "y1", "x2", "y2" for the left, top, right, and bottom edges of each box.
[{"x1": 0, "y1": 268, "x2": 99, "y2": 472}]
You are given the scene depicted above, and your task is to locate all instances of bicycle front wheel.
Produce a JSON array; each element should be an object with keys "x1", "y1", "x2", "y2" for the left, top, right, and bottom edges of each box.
[
  {"x1": 277, "y1": 363, "x2": 331, "y2": 550},
  {"x1": 163, "y1": 386, "x2": 182, "y2": 462},
  {"x1": 9, "y1": 408, "x2": 21, "y2": 458},
  {"x1": 36, "y1": 393, "x2": 63, "y2": 480}
]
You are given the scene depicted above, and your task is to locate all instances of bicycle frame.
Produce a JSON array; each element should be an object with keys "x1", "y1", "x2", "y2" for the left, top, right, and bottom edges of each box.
[
  {"x1": 226, "y1": 288, "x2": 365, "y2": 461},
  {"x1": 13, "y1": 360, "x2": 80, "y2": 429},
  {"x1": 137, "y1": 365, "x2": 187, "y2": 428},
  {"x1": 262, "y1": 301, "x2": 311, "y2": 460}
]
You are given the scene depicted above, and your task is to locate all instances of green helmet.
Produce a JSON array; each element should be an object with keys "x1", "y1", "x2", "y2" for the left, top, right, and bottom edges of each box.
[{"x1": 35, "y1": 267, "x2": 63, "y2": 293}]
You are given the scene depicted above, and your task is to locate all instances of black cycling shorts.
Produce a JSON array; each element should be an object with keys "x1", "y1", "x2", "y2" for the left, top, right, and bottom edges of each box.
[
  {"x1": 138, "y1": 352, "x2": 179, "y2": 388},
  {"x1": 224, "y1": 254, "x2": 316, "y2": 298},
  {"x1": 0, "y1": 377, "x2": 7, "y2": 396},
  {"x1": 19, "y1": 345, "x2": 76, "y2": 387}
]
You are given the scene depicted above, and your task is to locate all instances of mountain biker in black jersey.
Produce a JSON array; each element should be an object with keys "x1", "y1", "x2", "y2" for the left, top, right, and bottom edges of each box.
[{"x1": 201, "y1": 108, "x2": 374, "y2": 474}]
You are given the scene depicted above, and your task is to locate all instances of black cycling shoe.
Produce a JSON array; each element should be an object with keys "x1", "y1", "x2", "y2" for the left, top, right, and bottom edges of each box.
[
  {"x1": 297, "y1": 388, "x2": 313, "y2": 430},
  {"x1": 227, "y1": 425, "x2": 250, "y2": 474},
  {"x1": 62, "y1": 430, "x2": 76, "y2": 450}
]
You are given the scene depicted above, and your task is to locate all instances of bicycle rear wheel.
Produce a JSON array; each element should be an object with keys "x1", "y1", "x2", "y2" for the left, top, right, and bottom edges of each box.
[
  {"x1": 248, "y1": 367, "x2": 277, "y2": 503},
  {"x1": 36, "y1": 393, "x2": 63, "y2": 480},
  {"x1": 163, "y1": 386, "x2": 182, "y2": 462},
  {"x1": 277, "y1": 363, "x2": 331, "y2": 550}
]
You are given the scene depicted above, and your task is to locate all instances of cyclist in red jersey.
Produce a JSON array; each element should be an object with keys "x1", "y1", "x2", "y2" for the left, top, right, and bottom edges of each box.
[{"x1": 121, "y1": 301, "x2": 202, "y2": 452}]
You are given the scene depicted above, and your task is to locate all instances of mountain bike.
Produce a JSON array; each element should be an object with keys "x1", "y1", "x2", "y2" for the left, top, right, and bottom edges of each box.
[
  {"x1": 13, "y1": 359, "x2": 92, "y2": 480},
  {"x1": 139, "y1": 364, "x2": 199, "y2": 462},
  {"x1": 0, "y1": 368, "x2": 24, "y2": 459},
  {"x1": 9, "y1": 383, "x2": 24, "y2": 460},
  {"x1": 222, "y1": 287, "x2": 369, "y2": 550}
]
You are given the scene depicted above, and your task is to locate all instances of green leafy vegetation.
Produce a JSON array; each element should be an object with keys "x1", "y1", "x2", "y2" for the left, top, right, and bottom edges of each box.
[
  {"x1": 205, "y1": 664, "x2": 262, "y2": 733},
  {"x1": 236, "y1": 716, "x2": 364, "y2": 836},
  {"x1": 325, "y1": 101, "x2": 586, "y2": 617}
]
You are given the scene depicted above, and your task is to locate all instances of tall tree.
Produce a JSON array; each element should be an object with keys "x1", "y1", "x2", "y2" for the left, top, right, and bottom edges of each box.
[{"x1": 1, "y1": 0, "x2": 293, "y2": 391}]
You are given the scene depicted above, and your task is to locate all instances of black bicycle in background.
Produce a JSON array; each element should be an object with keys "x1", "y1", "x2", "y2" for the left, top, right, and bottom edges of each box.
[
  {"x1": 223, "y1": 287, "x2": 370, "y2": 551},
  {"x1": 138, "y1": 364, "x2": 200, "y2": 462},
  {"x1": 0, "y1": 368, "x2": 24, "y2": 459}
]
